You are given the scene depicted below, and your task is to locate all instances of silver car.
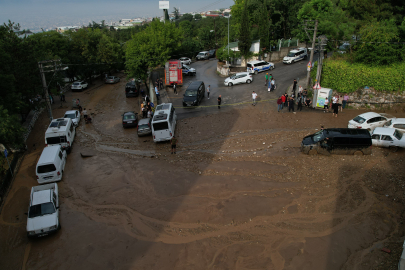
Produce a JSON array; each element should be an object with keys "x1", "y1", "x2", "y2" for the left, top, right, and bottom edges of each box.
[
  {"x1": 105, "y1": 76, "x2": 120, "y2": 84},
  {"x1": 137, "y1": 118, "x2": 152, "y2": 136},
  {"x1": 224, "y1": 72, "x2": 253, "y2": 86},
  {"x1": 179, "y1": 57, "x2": 191, "y2": 65}
]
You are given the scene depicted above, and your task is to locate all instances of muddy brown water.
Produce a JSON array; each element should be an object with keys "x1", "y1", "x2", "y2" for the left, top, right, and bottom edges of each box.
[{"x1": 1, "y1": 74, "x2": 405, "y2": 269}]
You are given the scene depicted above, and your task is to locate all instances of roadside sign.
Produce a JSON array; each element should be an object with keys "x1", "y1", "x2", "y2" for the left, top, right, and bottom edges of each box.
[
  {"x1": 159, "y1": 1, "x2": 169, "y2": 9},
  {"x1": 4, "y1": 149, "x2": 7, "y2": 157},
  {"x1": 307, "y1": 61, "x2": 311, "y2": 68}
]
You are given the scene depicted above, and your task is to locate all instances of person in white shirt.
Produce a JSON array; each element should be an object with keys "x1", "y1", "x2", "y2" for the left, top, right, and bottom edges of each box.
[
  {"x1": 252, "y1": 91, "x2": 258, "y2": 106},
  {"x1": 207, "y1": 85, "x2": 210, "y2": 99}
]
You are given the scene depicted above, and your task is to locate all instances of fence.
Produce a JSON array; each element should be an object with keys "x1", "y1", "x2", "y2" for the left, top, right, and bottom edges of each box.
[
  {"x1": 22, "y1": 107, "x2": 45, "y2": 142},
  {"x1": 0, "y1": 151, "x2": 24, "y2": 213}
]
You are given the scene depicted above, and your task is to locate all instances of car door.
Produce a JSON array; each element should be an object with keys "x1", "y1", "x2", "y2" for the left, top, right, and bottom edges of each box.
[
  {"x1": 239, "y1": 74, "x2": 247, "y2": 84},
  {"x1": 371, "y1": 134, "x2": 381, "y2": 146},
  {"x1": 365, "y1": 117, "x2": 378, "y2": 130},
  {"x1": 376, "y1": 117, "x2": 387, "y2": 128},
  {"x1": 380, "y1": 135, "x2": 394, "y2": 148}
]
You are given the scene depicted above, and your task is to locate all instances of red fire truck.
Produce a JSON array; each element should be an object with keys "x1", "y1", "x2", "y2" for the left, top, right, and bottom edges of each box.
[{"x1": 165, "y1": 60, "x2": 183, "y2": 87}]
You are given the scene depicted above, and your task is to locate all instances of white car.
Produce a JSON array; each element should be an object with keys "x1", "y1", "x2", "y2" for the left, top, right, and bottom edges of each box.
[
  {"x1": 26, "y1": 183, "x2": 60, "y2": 238},
  {"x1": 348, "y1": 112, "x2": 395, "y2": 132},
  {"x1": 371, "y1": 127, "x2": 405, "y2": 151},
  {"x1": 179, "y1": 57, "x2": 191, "y2": 65},
  {"x1": 71, "y1": 81, "x2": 88, "y2": 92},
  {"x1": 384, "y1": 118, "x2": 405, "y2": 132},
  {"x1": 64, "y1": 110, "x2": 81, "y2": 126},
  {"x1": 224, "y1": 72, "x2": 253, "y2": 86}
]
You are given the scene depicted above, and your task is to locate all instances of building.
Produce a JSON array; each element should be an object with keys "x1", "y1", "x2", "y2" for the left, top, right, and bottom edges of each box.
[
  {"x1": 224, "y1": 40, "x2": 261, "y2": 54},
  {"x1": 56, "y1": 26, "x2": 79, "y2": 33}
]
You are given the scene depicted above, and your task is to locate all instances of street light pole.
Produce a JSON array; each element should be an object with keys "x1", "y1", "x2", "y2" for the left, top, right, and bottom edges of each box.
[{"x1": 228, "y1": 15, "x2": 230, "y2": 56}]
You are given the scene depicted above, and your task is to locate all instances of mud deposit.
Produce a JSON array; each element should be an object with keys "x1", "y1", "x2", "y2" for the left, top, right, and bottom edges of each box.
[{"x1": 1, "y1": 75, "x2": 405, "y2": 270}]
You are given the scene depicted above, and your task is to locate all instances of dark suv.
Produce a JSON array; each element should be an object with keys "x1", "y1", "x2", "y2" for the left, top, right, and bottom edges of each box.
[
  {"x1": 183, "y1": 81, "x2": 205, "y2": 107},
  {"x1": 125, "y1": 81, "x2": 139, "y2": 97}
]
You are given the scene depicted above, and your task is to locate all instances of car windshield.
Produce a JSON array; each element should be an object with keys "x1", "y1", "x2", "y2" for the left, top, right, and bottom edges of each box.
[
  {"x1": 287, "y1": 52, "x2": 295, "y2": 57},
  {"x1": 185, "y1": 90, "x2": 197, "y2": 97},
  {"x1": 37, "y1": 164, "x2": 56, "y2": 174},
  {"x1": 107, "y1": 76, "x2": 114, "y2": 80},
  {"x1": 353, "y1": 116, "x2": 366, "y2": 124},
  {"x1": 247, "y1": 64, "x2": 252, "y2": 68},
  {"x1": 198, "y1": 53, "x2": 205, "y2": 56},
  {"x1": 139, "y1": 124, "x2": 150, "y2": 129},
  {"x1": 64, "y1": 114, "x2": 75, "y2": 119},
  {"x1": 394, "y1": 129, "x2": 403, "y2": 140},
  {"x1": 311, "y1": 130, "x2": 325, "y2": 143},
  {"x1": 124, "y1": 114, "x2": 135, "y2": 120},
  {"x1": 28, "y1": 202, "x2": 55, "y2": 218},
  {"x1": 230, "y1": 75, "x2": 236, "y2": 79},
  {"x1": 72, "y1": 82, "x2": 80, "y2": 85}
]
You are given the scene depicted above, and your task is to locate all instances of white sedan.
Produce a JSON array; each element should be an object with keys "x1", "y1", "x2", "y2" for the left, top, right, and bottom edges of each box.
[
  {"x1": 384, "y1": 118, "x2": 405, "y2": 132},
  {"x1": 348, "y1": 112, "x2": 395, "y2": 132},
  {"x1": 64, "y1": 110, "x2": 80, "y2": 126},
  {"x1": 371, "y1": 127, "x2": 405, "y2": 151},
  {"x1": 224, "y1": 72, "x2": 253, "y2": 87},
  {"x1": 71, "y1": 81, "x2": 88, "y2": 92},
  {"x1": 179, "y1": 57, "x2": 191, "y2": 65}
]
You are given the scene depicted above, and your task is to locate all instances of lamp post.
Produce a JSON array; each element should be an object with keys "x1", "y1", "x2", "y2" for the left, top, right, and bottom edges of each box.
[{"x1": 228, "y1": 15, "x2": 231, "y2": 56}]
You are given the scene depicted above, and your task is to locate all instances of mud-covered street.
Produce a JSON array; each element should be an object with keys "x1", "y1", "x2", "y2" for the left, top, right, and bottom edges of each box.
[{"x1": 1, "y1": 72, "x2": 405, "y2": 270}]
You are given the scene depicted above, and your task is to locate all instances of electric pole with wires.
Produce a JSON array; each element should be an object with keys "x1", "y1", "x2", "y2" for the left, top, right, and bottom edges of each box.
[{"x1": 303, "y1": 20, "x2": 318, "y2": 88}]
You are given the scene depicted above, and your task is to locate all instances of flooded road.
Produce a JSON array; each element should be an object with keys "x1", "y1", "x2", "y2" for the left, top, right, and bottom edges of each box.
[{"x1": 1, "y1": 72, "x2": 405, "y2": 270}]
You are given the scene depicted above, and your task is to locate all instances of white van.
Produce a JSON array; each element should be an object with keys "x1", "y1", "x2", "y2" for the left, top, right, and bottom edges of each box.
[
  {"x1": 36, "y1": 145, "x2": 67, "y2": 184},
  {"x1": 247, "y1": 60, "x2": 275, "y2": 74},
  {"x1": 152, "y1": 103, "x2": 177, "y2": 142},
  {"x1": 45, "y1": 118, "x2": 75, "y2": 153},
  {"x1": 283, "y1": 47, "x2": 308, "y2": 64}
]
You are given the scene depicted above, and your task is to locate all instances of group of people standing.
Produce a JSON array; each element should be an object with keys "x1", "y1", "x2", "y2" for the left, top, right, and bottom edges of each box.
[
  {"x1": 141, "y1": 95, "x2": 154, "y2": 119},
  {"x1": 265, "y1": 73, "x2": 276, "y2": 92},
  {"x1": 323, "y1": 94, "x2": 349, "y2": 117}
]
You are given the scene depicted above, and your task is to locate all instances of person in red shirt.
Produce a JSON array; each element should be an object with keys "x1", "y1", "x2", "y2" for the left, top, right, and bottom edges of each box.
[
  {"x1": 281, "y1": 94, "x2": 286, "y2": 110},
  {"x1": 277, "y1": 96, "x2": 283, "y2": 112}
]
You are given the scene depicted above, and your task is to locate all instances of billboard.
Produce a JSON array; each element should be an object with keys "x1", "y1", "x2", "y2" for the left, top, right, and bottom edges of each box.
[{"x1": 159, "y1": 1, "x2": 169, "y2": 9}]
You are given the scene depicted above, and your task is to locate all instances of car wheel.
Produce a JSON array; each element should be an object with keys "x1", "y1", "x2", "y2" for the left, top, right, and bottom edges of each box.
[
  {"x1": 270, "y1": 66, "x2": 274, "y2": 70},
  {"x1": 308, "y1": 149, "x2": 317, "y2": 155},
  {"x1": 390, "y1": 146, "x2": 399, "y2": 153},
  {"x1": 354, "y1": 150, "x2": 363, "y2": 156},
  {"x1": 246, "y1": 79, "x2": 251, "y2": 84},
  {"x1": 228, "y1": 82, "x2": 233, "y2": 87},
  {"x1": 254, "y1": 70, "x2": 258, "y2": 75}
]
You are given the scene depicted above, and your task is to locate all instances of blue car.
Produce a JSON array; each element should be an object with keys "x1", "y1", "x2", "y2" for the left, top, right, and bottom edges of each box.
[{"x1": 247, "y1": 60, "x2": 275, "y2": 74}]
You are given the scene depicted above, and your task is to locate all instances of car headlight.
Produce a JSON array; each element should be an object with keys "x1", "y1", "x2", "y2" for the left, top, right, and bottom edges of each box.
[{"x1": 50, "y1": 225, "x2": 57, "y2": 230}]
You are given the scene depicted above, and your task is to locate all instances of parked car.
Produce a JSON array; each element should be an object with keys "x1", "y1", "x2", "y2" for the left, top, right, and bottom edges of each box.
[
  {"x1": 208, "y1": 49, "x2": 216, "y2": 58},
  {"x1": 122, "y1": 111, "x2": 138, "y2": 128},
  {"x1": 247, "y1": 60, "x2": 275, "y2": 74},
  {"x1": 348, "y1": 112, "x2": 395, "y2": 132},
  {"x1": 26, "y1": 183, "x2": 60, "y2": 238},
  {"x1": 105, "y1": 76, "x2": 120, "y2": 84},
  {"x1": 63, "y1": 110, "x2": 80, "y2": 126},
  {"x1": 179, "y1": 57, "x2": 191, "y2": 65},
  {"x1": 371, "y1": 127, "x2": 405, "y2": 151},
  {"x1": 137, "y1": 118, "x2": 152, "y2": 137},
  {"x1": 384, "y1": 118, "x2": 405, "y2": 132},
  {"x1": 125, "y1": 81, "x2": 139, "y2": 97},
  {"x1": 196, "y1": 51, "x2": 209, "y2": 60},
  {"x1": 71, "y1": 81, "x2": 88, "y2": 92},
  {"x1": 224, "y1": 72, "x2": 253, "y2": 86},
  {"x1": 183, "y1": 81, "x2": 205, "y2": 107},
  {"x1": 301, "y1": 128, "x2": 372, "y2": 155},
  {"x1": 283, "y1": 48, "x2": 308, "y2": 64},
  {"x1": 182, "y1": 65, "x2": 196, "y2": 76},
  {"x1": 338, "y1": 42, "x2": 350, "y2": 54}
]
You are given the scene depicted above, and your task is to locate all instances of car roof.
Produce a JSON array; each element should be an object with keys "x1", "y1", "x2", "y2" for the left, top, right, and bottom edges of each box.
[
  {"x1": 46, "y1": 118, "x2": 72, "y2": 133},
  {"x1": 138, "y1": 118, "x2": 150, "y2": 124},
  {"x1": 355, "y1": 112, "x2": 383, "y2": 120},
  {"x1": 390, "y1": 118, "x2": 405, "y2": 124},
  {"x1": 32, "y1": 190, "x2": 51, "y2": 205},
  {"x1": 180, "y1": 57, "x2": 188, "y2": 59},
  {"x1": 199, "y1": 51, "x2": 208, "y2": 53},
  {"x1": 123, "y1": 111, "x2": 135, "y2": 115},
  {"x1": 64, "y1": 110, "x2": 78, "y2": 115},
  {"x1": 324, "y1": 128, "x2": 371, "y2": 138},
  {"x1": 38, "y1": 145, "x2": 61, "y2": 165},
  {"x1": 187, "y1": 81, "x2": 204, "y2": 90},
  {"x1": 373, "y1": 127, "x2": 396, "y2": 136},
  {"x1": 247, "y1": 60, "x2": 266, "y2": 64},
  {"x1": 235, "y1": 72, "x2": 249, "y2": 76}
]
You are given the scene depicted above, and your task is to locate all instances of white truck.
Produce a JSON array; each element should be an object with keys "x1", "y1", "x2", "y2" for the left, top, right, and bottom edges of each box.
[{"x1": 26, "y1": 183, "x2": 60, "y2": 238}]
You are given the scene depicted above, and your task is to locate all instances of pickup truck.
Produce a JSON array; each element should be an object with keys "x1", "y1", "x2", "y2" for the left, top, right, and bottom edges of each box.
[{"x1": 26, "y1": 183, "x2": 60, "y2": 238}]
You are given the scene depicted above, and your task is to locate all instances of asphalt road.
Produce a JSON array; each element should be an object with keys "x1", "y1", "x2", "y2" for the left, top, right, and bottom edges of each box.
[{"x1": 166, "y1": 56, "x2": 316, "y2": 120}]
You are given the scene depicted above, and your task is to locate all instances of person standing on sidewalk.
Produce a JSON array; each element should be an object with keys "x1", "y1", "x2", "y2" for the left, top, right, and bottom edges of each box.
[
  {"x1": 159, "y1": 78, "x2": 164, "y2": 90},
  {"x1": 288, "y1": 97, "x2": 295, "y2": 112},
  {"x1": 338, "y1": 95, "x2": 343, "y2": 112},
  {"x1": 277, "y1": 96, "x2": 283, "y2": 112},
  {"x1": 207, "y1": 85, "x2": 210, "y2": 99},
  {"x1": 293, "y1": 79, "x2": 298, "y2": 93},
  {"x1": 332, "y1": 95, "x2": 339, "y2": 117},
  {"x1": 155, "y1": 85, "x2": 160, "y2": 100},
  {"x1": 252, "y1": 91, "x2": 258, "y2": 106},
  {"x1": 343, "y1": 93, "x2": 349, "y2": 109},
  {"x1": 265, "y1": 73, "x2": 269, "y2": 86},
  {"x1": 271, "y1": 78, "x2": 275, "y2": 92},
  {"x1": 324, "y1": 98, "x2": 329, "y2": 112},
  {"x1": 302, "y1": 88, "x2": 308, "y2": 101},
  {"x1": 297, "y1": 95, "x2": 303, "y2": 111},
  {"x1": 281, "y1": 94, "x2": 286, "y2": 110},
  {"x1": 284, "y1": 93, "x2": 288, "y2": 107},
  {"x1": 217, "y1": 95, "x2": 222, "y2": 109},
  {"x1": 173, "y1": 83, "x2": 178, "y2": 95},
  {"x1": 170, "y1": 136, "x2": 177, "y2": 154}
]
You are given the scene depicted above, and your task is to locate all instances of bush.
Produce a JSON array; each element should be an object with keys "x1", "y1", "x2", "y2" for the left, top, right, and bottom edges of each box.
[{"x1": 312, "y1": 59, "x2": 405, "y2": 93}]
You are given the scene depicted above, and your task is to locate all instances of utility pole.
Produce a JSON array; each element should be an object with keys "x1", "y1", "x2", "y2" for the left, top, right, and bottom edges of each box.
[
  {"x1": 38, "y1": 59, "x2": 62, "y2": 122},
  {"x1": 304, "y1": 20, "x2": 318, "y2": 89}
]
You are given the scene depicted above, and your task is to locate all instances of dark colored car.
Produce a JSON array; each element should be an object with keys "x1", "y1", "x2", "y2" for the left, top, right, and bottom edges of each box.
[
  {"x1": 301, "y1": 128, "x2": 372, "y2": 155},
  {"x1": 183, "y1": 81, "x2": 205, "y2": 107},
  {"x1": 208, "y1": 49, "x2": 216, "y2": 58},
  {"x1": 122, "y1": 111, "x2": 138, "y2": 128},
  {"x1": 125, "y1": 81, "x2": 139, "y2": 97},
  {"x1": 137, "y1": 118, "x2": 152, "y2": 137}
]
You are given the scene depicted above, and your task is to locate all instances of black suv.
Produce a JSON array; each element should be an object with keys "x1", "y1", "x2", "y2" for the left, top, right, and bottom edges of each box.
[
  {"x1": 183, "y1": 81, "x2": 205, "y2": 107},
  {"x1": 125, "y1": 81, "x2": 139, "y2": 97}
]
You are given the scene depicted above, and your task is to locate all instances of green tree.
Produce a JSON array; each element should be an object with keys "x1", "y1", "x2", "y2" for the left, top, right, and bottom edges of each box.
[
  {"x1": 238, "y1": 0, "x2": 252, "y2": 61},
  {"x1": 173, "y1": 7, "x2": 180, "y2": 20},
  {"x1": 0, "y1": 106, "x2": 24, "y2": 147},
  {"x1": 195, "y1": 14, "x2": 202, "y2": 20}
]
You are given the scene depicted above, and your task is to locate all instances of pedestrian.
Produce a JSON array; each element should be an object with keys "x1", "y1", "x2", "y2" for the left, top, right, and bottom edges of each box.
[
  {"x1": 155, "y1": 85, "x2": 160, "y2": 100},
  {"x1": 141, "y1": 89, "x2": 145, "y2": 97},
  {"x1": 271, "y1": 78, "x2": 275, "y2": 92},
  {"x1": 324, "y1": 98, "x2": 329, "y2": 112},
  {"x1": 277, "y1": 96, "x2": 283, "y2": 112},
  {"x1": 145, "y1": 94, "x2": 150, "y2": 103},
  {"x1": 297, "y1": 95, "x2": 303, "y2": 111},
  {"x1": 288, "y1": 97, "x2": 295, "y2": 112},
  {"x1": 265, "y1": 73, "x2": 269, "y2": 86},
  {"x1": 147, "y1": 109, "x2": 151, "y2": 118},
  {"x1": 343, "y1": 93, "x2": 349, "y2": 109},
  {"x1": 269, "y1": 74, "x2": 273, "y2": 81},
  {"x1": 78, "y1": 105, "x2": 82, "y2": 113},
  {"x1": 252, "y1": 91, "x2": 258, "y2": 106},
  {"x1": 217, "y1": 95, "x2": 222, "y2": 109},
  {"x1": 170, "y1": 135, "x2": 177, "y2": 154},
  {"x1": 75, "y1": 99, "x2": 80, "y2": 107},
  {"x1": 281, "y1": 94, "x2": 286, "y2": 109},
  {"x1": 82, "y1": 108, "x2": 88, "y2": 119},
  {"x1": 338, "y1": 95, "x2": 343, "y2": 112},
  {"x1": 293, "y1": 79, "x2": 298, "y2": 93},
  {"x1": 49, "y1": 94, "x2": 54, "y2": 104},
  {"x1": 267, "y1": 80, "x2": 271, "y2": 92},
  {"x1": 173, "y1": 83, "x2": 178, "y2": 95},
  {"x1": 302, "y1": 88, "x2": 307, "y2": 101},
  {"x1": 284, "y1": 93, "x2": 288, "y2": 107},
  {"x1": 207, "y1": 85, "x2": 210, "y2": 99},
  {"x1": 159, "y1": 78, "x2": 164, "y2": 90},
  {"x1": 298, "y1": 85, "x2": 303, "y2": 95},
  {"x1": 332, "y1": 95, "x2": 339, "y2": 117},
  {"x1": 305, "y1": 98, "x2": 312, "y2": 107}
]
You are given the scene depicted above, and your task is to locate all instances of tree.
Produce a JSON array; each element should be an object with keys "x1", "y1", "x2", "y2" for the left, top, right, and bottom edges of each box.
[
  {"x1": 125, "y1": 20, "x2": 182, "y2": 87},
  {"x1": 173, "y1": 7, "x2": 180, "y2": 20},
  {"x1": 195, "y1": 14, "x2": 202, "y2": 20},
  {"x1": 238, "y1": 0, "x2": 252, "y2": 61},
  {"x1": 179, "y1": 14, "x2": 194, "y2": 22}
]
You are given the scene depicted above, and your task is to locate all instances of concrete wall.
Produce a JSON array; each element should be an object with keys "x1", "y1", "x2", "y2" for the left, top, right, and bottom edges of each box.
[{"x1": 217, "y1": 63, "x2": 230, "y2": 76}]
